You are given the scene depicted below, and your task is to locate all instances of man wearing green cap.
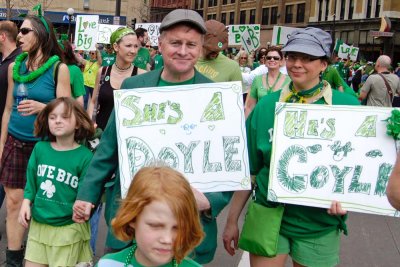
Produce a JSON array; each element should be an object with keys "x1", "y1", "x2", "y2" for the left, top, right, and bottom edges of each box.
[{"x1": 74, "y1": 9, "x2": 228, "y2": 264}]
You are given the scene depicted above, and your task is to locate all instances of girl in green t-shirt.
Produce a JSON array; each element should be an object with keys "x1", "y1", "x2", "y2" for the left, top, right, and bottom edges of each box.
[
  {"x1": 19, "y1": 97, "x2": 95, "y2": 266},
  {"x1": 97, "y1": 166, "x2": 205, "y2": 267}
]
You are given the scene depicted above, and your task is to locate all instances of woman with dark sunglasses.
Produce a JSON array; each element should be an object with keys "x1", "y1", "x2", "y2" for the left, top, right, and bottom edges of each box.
[
  {"x1": 0, "y1": 7, "x2": 71, "y2": 265},
  {"x1": 244, "y1": 46, "x2": 291, "y2": 117}
]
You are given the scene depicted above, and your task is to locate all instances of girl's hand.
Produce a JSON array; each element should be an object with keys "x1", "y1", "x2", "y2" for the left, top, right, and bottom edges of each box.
[
  {"x1": 18, "y1": 199, "x2": 31, "y2": 228},
  {"x1": 72, "y1": 200, "x2": 94, "y2": 223},
  {"x1": 327, "y1": 200, "x2": 347, "y2": 216},
  {"x1": 222, "y1": 221, "x2": 239, "y2": 256},
  {"x1": 17, "y1": 100, "x2": 46, "y2": 116}
]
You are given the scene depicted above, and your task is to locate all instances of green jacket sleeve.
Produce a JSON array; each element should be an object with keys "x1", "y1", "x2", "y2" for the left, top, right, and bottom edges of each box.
[
  {"x1": 204, "y1": 191, "x2": 233, "y2": 219},
  {"x1": 77, "y1": 112, "x2": 118, "y2": 204},
  {"x1": 24, "y1": 145, "x2": 38, "y2": 201}
]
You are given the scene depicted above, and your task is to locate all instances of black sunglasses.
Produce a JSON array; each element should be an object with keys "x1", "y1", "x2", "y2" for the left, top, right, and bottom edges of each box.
[
  {"x1": 266, "y1": 56, "x2": 281, "y2": 61},
  {"x1": 19, "y1": 27, "x2": 34, "y2": 35}
]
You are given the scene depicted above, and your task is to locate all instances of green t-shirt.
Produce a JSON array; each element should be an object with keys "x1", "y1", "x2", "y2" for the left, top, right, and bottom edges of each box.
[
  {"x1": 246, "y1": 83, "x2": 360, "y2": 239},
  {"x1": 67, "y1": 64, "x2": 86, "y2": 98},
  {"x1": 24, "y1": 142, "x2": 93, "y2": 226},
  {"x1": 134, "y1": 47, "x2": 151, "y2": 70},
  {"x1": 96, "y1": 246, "x2": 202, "y2": 267},
  {"x1": 158, "y1": 77, "x2": 195, "y2": 87},
  {"x1": 250, "y1": 74, "x2": 291, "y2": 100},
  {"x1": 195, "y1": 54, "x2": 243, "y2": 83},
  {"x1": 154, "y1": 54, "x2": 164, "y2": 70},
  {"x1": 101, "y1": 51, "x2": 116, "y2": 66}
]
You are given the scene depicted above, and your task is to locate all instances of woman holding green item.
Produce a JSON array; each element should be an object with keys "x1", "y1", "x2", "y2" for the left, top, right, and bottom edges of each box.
[
  {"x1": 0, "y1": 5, "x2": 71, "y2": 265},
  {"x1": 223, "y1": 27, "x2": 359, "y2": 267}
]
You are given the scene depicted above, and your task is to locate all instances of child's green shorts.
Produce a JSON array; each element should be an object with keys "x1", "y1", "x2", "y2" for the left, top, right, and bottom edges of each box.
[
  {"x1": 25, "y1": 219, "x2": 92, "y2": 266},
  {"x1": 277, "y1": 229, "x2": 340, "y2": 267}
]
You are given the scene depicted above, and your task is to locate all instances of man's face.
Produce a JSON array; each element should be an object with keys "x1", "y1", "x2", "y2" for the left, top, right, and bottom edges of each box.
[
  {"x1": 140, "y1": 32, "x2": 149, "y2": 46},
  {"x1": 203, "y1": 47, "x2": 219, "y2": 60},
  {"x1": 159, "y1": 25, "x2": 203, "y2": 80}
]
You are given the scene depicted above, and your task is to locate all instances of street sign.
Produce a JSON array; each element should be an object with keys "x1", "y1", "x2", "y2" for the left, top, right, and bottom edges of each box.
[{"x1": 369, "y1": 31, "x2": 394, "y2": 37}]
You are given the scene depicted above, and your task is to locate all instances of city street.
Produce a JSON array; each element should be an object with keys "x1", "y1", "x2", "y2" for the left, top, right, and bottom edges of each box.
[{"x1": 1, "y1": 202, "x2": 400, "y2": 266}]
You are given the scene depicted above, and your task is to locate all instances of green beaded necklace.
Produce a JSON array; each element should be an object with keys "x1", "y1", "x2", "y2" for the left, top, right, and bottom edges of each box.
[
  {"x1": 13, "y1": 52, "x2": 59, "y2": 83},
  {"x1": 125, "y1": 243, "x2": 178, "y2": 267}
]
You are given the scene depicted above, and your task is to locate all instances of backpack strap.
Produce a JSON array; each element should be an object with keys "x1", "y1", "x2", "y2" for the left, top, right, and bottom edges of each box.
[{"x1": 53, "y1": 61, "x2": 61, "y2": 89}]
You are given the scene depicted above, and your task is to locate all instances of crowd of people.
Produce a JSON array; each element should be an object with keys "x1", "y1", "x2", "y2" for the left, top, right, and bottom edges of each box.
[{"x1": 0, "y1": 5, "x2": 400, "y2": 267}]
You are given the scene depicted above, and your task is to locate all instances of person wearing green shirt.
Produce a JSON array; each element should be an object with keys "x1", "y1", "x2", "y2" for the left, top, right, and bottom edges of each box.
[
  {"x1": 223, "y1": 27, "x2": 359, "y2": 267},
  {"x1": 101, "y1": 44, "x2": 116, "y2": 66},
  {"x1": 73, "y1": 9, "x2": 231, "y2": 265},
  {"x1": 134, "y1": 28, "x2": 151, "y2": 70}
]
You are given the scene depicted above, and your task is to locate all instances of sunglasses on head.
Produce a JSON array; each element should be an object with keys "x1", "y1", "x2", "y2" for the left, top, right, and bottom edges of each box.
[
  {"x1": 19, "y1": 27, "x2": 34, "y2": 35},
  {"x1": 266, "y1": 56, "x2": 281, "y2": 61}
]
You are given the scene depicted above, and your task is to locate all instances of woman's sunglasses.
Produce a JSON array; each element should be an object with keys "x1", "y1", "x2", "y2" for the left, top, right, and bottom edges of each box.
[
  {"x1": 19, "y1": 27, "x2": 34, "y2": 35},
  {"x1": 266, "y1": 56, "x2": 281, "y2": 61}
]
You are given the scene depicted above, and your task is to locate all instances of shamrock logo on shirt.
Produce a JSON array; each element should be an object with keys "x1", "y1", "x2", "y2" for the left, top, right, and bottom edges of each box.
[{"x1": 40, "y1": 180, "x2": 56, "y2": 198}]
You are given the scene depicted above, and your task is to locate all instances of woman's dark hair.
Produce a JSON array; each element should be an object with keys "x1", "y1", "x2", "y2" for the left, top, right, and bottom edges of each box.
[
  {"x1": 266, "y1": 46, "x2": 284, "y2": 59},
  {"x1": 62, "y1": 40, "x2": 79, "y2": 65},
  {"x1": 25, "y1": 15, "x2": 64, "y2": 68}
]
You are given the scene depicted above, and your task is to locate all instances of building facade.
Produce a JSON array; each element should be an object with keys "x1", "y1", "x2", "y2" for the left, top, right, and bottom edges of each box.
[
  {"x1": 150, "y1": 0, "x2": 191, "y2": 22},
  {"x1": 193, "y1": 0, "x2": 399, "y2": 63},
  {"x1": 0, "y1": 0, "x2": 150, "y2": 33}
]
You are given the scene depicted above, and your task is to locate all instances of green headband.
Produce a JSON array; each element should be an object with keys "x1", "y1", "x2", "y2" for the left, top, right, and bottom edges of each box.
[
  {"x1": 19, "y1": 4, "x2": 50, "y2": 33},
  {"x1": 110, "y1": 27, "x2": 135, "y2": 45}
]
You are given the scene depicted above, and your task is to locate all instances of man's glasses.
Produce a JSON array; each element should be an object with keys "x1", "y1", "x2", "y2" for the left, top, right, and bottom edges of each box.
[
  {"x1": 240, "y1": 57, "x2": 248, "y2": 60},
  {"x1": 145, "y1": 45, "x2": 151, "y2": 48},
  {"x1": 266, "y1": 56, "x2": 281, "y2": 61},
  {"x1": 19, "y1": 28, "x2": 34, "y2": 35},
  {"x1": 285, "y1": 54, "x2": 322, "y2": 63}
]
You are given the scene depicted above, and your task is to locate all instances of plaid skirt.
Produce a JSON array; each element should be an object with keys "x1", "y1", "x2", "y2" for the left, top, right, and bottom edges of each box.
[{"x1": 0, "y1": 134, "x2": 36, "y2": 189}]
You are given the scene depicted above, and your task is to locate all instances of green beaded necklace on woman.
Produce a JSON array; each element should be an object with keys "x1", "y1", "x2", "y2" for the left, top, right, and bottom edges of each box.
[
  {"x1": 13, "y1": 52, "x2": 59, "y2": 83},
  {"x1": 124, "y1": 243, "x2": 178, "y2": 267}
]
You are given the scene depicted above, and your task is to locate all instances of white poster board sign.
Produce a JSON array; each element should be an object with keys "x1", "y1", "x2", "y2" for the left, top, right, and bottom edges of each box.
[
  {"x1": 269, "y1": 103, "x2": 398, "y2": 217},
  {"x1": 74, "y1": 15, "x2": 99, "y2": 51},
  {"x1": 114, "y1": 82, "x2": 251, "y2": 198},
  {"x1": 135, "y1": 23, "x2": 161, "y2": 46},
  {"x1": 271, "y1": 26, "x2": 298, "y2": 46},
  {"x1": 97, "y1": 24, "x2": 124, "y2": 44},
  {"x1": 338, "y1": 43, "x2": 359, "y2": 61},
  {"x1": 228, "y1": 24, "x2": 260, "y2": 49}
]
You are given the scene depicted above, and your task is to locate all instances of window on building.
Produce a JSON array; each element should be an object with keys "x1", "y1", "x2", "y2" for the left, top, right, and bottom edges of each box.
[
  {"x1": 230, "y1": 11, "x2": 235, "y2": 24},
  {"x1": 325, "y1": 0, "x2": 329, "y2": 21},
  {"x1": 240, "y1": 10, "x2": 246, "y2": 24},
  {"x1": 297, "y1": 3, "x2": 305, "y2": 23},
  {"x1": 249, "y1": 9, "x2": 256, "y2": 24},
  {"x1": 285, "y1": 5, "x2": 293, "y2": 23},
  {"x1": 221, "y1": 13, "x2": 227, "y2": 25},
  {"x1": 208, "y1": 0, "x2": 213, "y2": 7},
  {"x1": 271, "y1": 6, "x2": 278, "y2": 24},
  {"x1": 375, "y1": 0, "x2": 381, "y2": 18},
  {"x1": 318, "y1": 0, "x2": 323, "y2": 21},
  {"x1": 223, "y1": 0, "x2": 227, "y2": 5},
  {"x1": 230, "y1": 0, "x2": 235, "y2": 3},
  {"x1": 200, "y1": 0, "x2": 204, "y2": 8},
  {"x1": 262, "y1": 8, "x2": 269, "y2": 25},
  {"x1": 348, "y1": 0, "x2": 354, "y2": 19},
  {"x1": 340, "y1": 0, "x2": 345, "y2": 20},
  {"x1": 207, "y1": 14, "x2": 213, "y2": 20},
  {"x1": 366, "y1": 0, "x2": 372, "y2": 18},
  {"x1": 195, "y1": 0, "x2": 199, "y2": 9}
]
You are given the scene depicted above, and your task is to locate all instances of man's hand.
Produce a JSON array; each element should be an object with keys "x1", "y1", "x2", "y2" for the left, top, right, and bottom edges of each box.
[
  {"x1": 191, "y1": 187, "x2": 211, "y2": 211},
  {"x1": 73, "y1": 200, "x2": 94, "y2": 223},
  {"x1": 327, "y1": 200, "x2": 347, "y2": 216}
]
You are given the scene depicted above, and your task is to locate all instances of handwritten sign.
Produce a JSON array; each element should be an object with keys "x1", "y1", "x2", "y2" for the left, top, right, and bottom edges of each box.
[
  {"x1": 74, "y1": 15, "x2": 99, "y2": 51},
  {"x1": 269, "y1": 103, "x2": 398, "y2": 217},
  {"x1": 271, "y1": 25, "x2": 298, "y2": 46},
  {"x1": 114, "y1": 82, "x2": 251, "y2": 198},
  {"x1": 338, "y1": 43, "x2": 359, "y2": 61},
  {"x1": 136, "y1": 23, "x2": 161, "y2": 46},
  {"x1": 228, "y1": 24, "x2": 260, "y2": 49},
  {"x1": 97, "y1": 24, "x2": 124, "y2": 44}
]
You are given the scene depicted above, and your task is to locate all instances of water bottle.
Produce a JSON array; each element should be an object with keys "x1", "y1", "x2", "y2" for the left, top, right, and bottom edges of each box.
[{"x1": 16, "y1": 83, "x2": 28, "y2": 106}]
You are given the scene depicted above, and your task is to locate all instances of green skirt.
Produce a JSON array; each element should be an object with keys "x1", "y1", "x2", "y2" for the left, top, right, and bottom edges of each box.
[{"x1": 25, "y1": 219, "x2": 92, "y2": 266}]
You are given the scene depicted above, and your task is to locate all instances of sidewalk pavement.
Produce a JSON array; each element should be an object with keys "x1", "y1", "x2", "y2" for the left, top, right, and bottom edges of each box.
[{"x1": 1, "y1": 204, "x2": 400, "y2": 266}]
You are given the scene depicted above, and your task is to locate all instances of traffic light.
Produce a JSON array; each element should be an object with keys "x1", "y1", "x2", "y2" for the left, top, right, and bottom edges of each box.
[{"x1": 131, "y1": 18, "x2": 136, "y2": 29}]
